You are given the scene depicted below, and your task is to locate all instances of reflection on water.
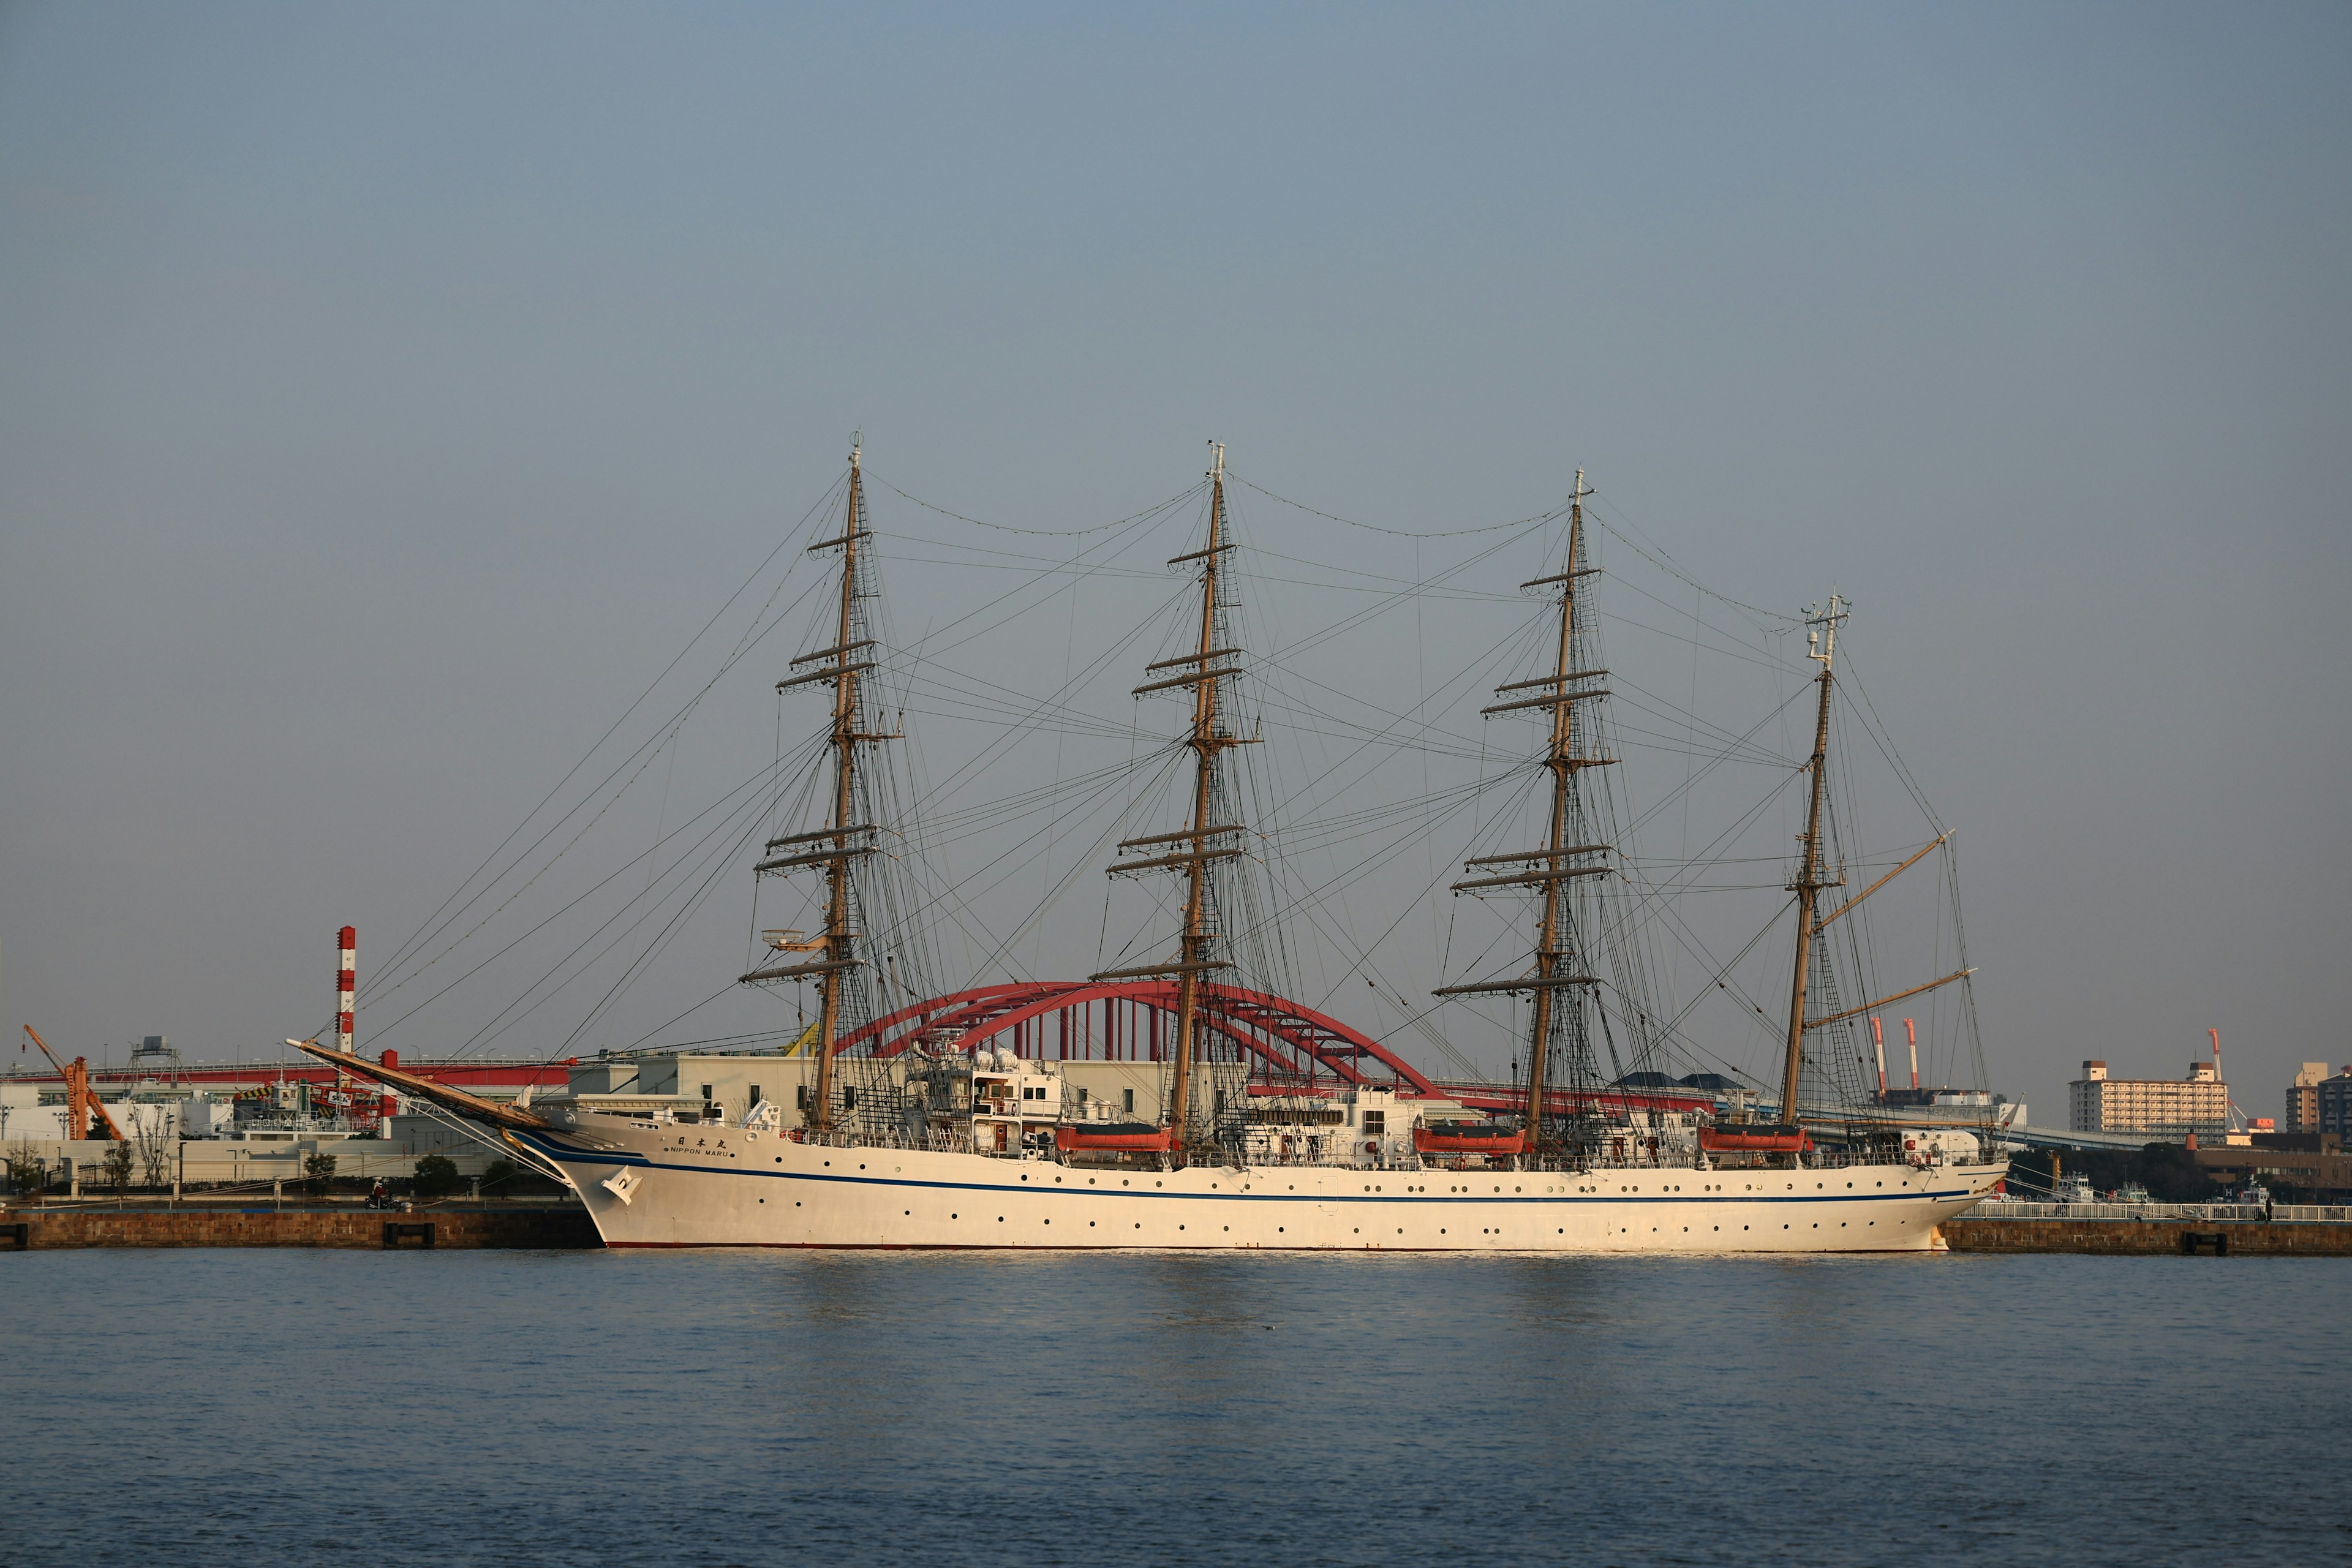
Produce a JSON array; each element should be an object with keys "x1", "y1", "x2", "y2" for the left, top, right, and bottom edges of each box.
[{"x1": 3, "y1": 1249, "x2": 2343, "y2": 1566}]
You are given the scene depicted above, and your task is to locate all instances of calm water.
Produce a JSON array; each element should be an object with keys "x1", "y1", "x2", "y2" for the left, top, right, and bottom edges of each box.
[{"x1": 4, "y1": 1250, "x2": 2346, "y2": 1566}]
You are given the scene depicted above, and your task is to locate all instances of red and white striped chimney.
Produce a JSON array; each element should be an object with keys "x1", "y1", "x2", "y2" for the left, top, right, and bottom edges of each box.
[{"x1": 336, "y1": 925, "x2": 357, "y2": 1053}]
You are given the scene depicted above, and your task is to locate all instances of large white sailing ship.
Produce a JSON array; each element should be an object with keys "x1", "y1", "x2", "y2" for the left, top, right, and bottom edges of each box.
[{"x1": 309, "y1": 441, "x2": 2005, "y2": 1250}]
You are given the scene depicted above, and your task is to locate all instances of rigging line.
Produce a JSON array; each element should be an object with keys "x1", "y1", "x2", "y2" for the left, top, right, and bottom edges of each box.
[
  {"x1": 890, "y1": 500, "x2": 1182, "y2": 664},
  {"x1": 1837, "y1": 657, "x2": 1945, "y2": 832},
  {"x1": 1256, "y1": 518, "x2": 1557, "y2": 668},
  {"x1": 493, "y1": 759, "x2": 788, "y2": 1063},
  {"x1": 1229, "y1": 472, "x2": 1567, "y2": 537},
  {"x1": 869, "y1": 472, "x2": 1203, "y2": 537},
  {"x1": 369, "y1": 744, "x2": 810, "y2": 1056},
  {"x1": 609, "y1": 981, "x2": 747, "y2": 1055},
  {"x1": 905, "y1": 598, "x2": 1189, "y2": 827},
  {"x1": 361, "y1": 597, "x2": 825, "y2": 1015},
  {"x1": 1251, "y1": 598, "x2": 1545, "y2": 832},
  {"x1": 363, "y1": 473, "x2": 847, "y2": 991},
  {"x1": 364, "y1": 560, "x2": 835, "y2": 1006},
  {"x1": 358, "y1": 744, "x2": 814, "y2": 1047},
  {"x1": 1577, "y1": 497, "x2": 1800, "y2": 625}
]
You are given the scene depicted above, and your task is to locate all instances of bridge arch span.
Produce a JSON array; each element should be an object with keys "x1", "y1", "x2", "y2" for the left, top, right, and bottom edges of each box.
[{"x1": 830, "y1": 981, "x2": 1436, "y2": 1096}]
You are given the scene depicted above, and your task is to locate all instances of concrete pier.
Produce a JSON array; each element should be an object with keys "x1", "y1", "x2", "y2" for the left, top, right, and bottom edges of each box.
[{"x1": 0, "y1": 1203, "x2": 598, "y2": 1250}]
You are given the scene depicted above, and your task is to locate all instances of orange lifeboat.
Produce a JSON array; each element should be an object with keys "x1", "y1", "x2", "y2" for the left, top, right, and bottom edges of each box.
[
  {"x1": 1697, "y1": 1124, "x2": 1812, "y2": 1154},
  {"x1": 1412, "y1": 1123, "x2": 1526, "y2": 1157},
  {"x1": 1054, "y1": 1123, "x2": 1175, "y2": 1153}
]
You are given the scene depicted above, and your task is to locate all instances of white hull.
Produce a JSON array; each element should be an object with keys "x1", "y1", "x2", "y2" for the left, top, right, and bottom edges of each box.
[{"x1": 521, "y1": 1116, "x2": 2002, "y2": 1253}]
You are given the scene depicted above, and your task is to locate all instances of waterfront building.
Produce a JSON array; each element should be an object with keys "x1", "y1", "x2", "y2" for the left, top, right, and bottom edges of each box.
[
  {"x1": 2286, "y1": 1062, "x2": 2332, "y2": 1134},
  {"x1": 2068, "y1": 1059, "x2": 2231, "y2": 1139},
  {"x1": 2316, "y1": 1069, "x2": 2352, "y2": 1141}
]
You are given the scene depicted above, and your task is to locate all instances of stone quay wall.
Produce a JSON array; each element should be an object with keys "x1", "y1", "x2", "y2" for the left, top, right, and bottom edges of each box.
[
  {"x1": 0, "y1": 1204, "x2": 600, "y2": 1250},
  {"x1": 1943, "y1": 1216, "x2": 2352, "y2": 1256}
]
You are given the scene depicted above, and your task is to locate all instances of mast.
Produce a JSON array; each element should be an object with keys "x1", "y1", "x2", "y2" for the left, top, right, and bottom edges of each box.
[
  {"x1": 1777, "y1": 594, "x2": 1846, "y2": 1132},
  {"x1": 1436, "y1": 473, "x2": 1609, "y2": 1164},
  {"x1": 742, "y1": 436, "x2": 885, "y2": 1139},
  {"x1": 1093, "y1": 442, "x2": 1246, "y2": 1156}
]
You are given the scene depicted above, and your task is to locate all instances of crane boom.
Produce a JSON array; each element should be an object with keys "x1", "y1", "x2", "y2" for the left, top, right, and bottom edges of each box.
[{"x1": 23, "y1": 1025, "x2": 126, "y2": 1140}]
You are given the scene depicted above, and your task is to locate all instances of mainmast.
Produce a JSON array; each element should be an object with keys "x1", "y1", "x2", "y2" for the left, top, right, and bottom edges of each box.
[
  {"x1": 1437, "y1": 473, "x2": 1610, "y2": 1164},
  {"x1": 742, "y1": 437, "x2": 886, "y2": 1139},
  {"x1": 1777, "y1": 594, "x2": 1846, "y2": 1131},
  {"x1": 1093, "y1": 442, "x2": 1247, "y2": 1156}
]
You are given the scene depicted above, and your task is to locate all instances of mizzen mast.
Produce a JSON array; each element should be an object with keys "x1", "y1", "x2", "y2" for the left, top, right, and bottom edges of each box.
[
  {"x1": 1776, "y1": 594, "x2": 1846, "y2": 1132},
  {"x1": 1436, "y1": 473, "x2": 1610, "y2": 1164},
  {"x1": 1093, "y1": 442, "x2": 1248, "y2": 1157},
  {"x1": 742, "y1": 436, "x2": 886, "y2": 1139}
]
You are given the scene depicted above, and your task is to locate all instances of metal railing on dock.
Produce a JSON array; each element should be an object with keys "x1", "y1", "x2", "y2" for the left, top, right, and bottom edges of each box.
[{"x1": 1970, "y1": 1200, "x2": 2352, "y2": 1223}]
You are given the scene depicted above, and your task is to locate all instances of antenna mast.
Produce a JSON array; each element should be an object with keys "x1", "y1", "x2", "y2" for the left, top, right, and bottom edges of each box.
[
  {"x1": 1093, "y1": 442, "x2": 1247, "y2": 1157},
  {"x1": 1778, "y1": 593, "x2": 1847, "y2": 1132}
]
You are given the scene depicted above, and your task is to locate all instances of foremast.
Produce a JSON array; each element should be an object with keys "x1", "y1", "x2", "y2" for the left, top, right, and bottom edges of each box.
[
  {"x1": 1437, "y1": 473, "x2": 1610, "y2": 1166},
  {"x1": 1093, "y1": 443, "x2": 1248, "y2": 1156},
  {"x1": 1774, "y1": 595, "x2": 1845, "y2": 1133},
  {"x1": 742, "y1": 437, "x2": 888, "y2": 1139}
]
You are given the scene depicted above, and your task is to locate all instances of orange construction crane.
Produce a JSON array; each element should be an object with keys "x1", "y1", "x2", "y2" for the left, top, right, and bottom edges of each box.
[{"x1": 22, "y1": 1025, "x2": 125, "y2": 1140}]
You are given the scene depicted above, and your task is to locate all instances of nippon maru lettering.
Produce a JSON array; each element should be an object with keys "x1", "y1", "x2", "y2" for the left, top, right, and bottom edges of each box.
[{"x1": 307, "y1": 442, "x2": 2005, "y2": 1251}]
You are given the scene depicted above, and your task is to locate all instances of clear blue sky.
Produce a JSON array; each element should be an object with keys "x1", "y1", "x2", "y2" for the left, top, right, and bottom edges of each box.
[{"x1": 2, "y1": 3, "x2": 2346, "y2": 1120}]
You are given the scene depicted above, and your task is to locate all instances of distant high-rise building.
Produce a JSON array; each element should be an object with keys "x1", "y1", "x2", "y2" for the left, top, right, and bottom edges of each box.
[
  {"x1": 2286, "y1": 1063, "x2": 2331, "y2": 1134},
  {"x1": 2316, "y1": 1069, "x2": 2352, "y2": 1142},
  {"x1": 2068, "y1": 1059, "x2": 2231, "y2": 1139}
]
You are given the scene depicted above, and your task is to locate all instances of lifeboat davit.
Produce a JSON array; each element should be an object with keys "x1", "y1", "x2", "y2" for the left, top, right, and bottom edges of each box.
[
  {"x1": 1412, "y1": 1123, "x2": 1526, "y2": 1156},
  {"x1": 1697, "y1": 1124, "x2": 1812, "y2": 1154},
  {"x1": 1054, "y1": 1123, "x2": 1175, "y2": 1153}
]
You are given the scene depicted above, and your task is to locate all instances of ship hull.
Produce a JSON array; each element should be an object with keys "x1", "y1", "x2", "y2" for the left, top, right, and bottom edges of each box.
[{"x1": 519, "y1": 1119, "x2": 2002, "y2": 1253}]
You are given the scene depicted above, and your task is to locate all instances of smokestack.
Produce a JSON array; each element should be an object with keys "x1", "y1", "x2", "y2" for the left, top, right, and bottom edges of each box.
[
  {"x1": 336, "y1": 926, "x2": 356, "y2": 1053},
  {"x1": 335, "y1": 924, "x2": 356, "y2": 1111},
  {"x1": 1871, "y1": 1015, "x2": 1888, "y2": 1095},
  {"x1": 1904, "y1": 1017, "x2": 1919, "y2": 1091}
]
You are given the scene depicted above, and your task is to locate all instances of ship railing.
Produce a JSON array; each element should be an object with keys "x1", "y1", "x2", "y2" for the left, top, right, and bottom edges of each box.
[{"x1": 1967, "y1": 1200, "x2": 2352, "y2": 1223}]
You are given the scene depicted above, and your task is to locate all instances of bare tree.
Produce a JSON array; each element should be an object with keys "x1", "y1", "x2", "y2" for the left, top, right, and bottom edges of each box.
[{"x1": 135, "y1": 1113, "x2": 175, "y2": 1189}]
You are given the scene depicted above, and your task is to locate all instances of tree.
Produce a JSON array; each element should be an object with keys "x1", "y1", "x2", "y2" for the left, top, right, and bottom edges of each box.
[
  {"x1": 135, "y1": 1115, "x2": 176, "y2": 1189},
  {"x1": 4, "y1": 1142, "x2": 50, "y2": 1197},
  {"x1": 102, "y1": 1140, "x2": 135, "y2": 1194},
  {"x1": 411, "y1": 1153, "x2": 461, "y2": 1198},
  {"x1": 304, "y1": 1152, "x2": 339, "y2": 1195}
]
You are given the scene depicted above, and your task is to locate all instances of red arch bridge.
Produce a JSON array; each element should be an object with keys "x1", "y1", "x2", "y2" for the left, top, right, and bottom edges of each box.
[{"x1": 831, "y1": 980, "x2": 1715, "y2": 1118}]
